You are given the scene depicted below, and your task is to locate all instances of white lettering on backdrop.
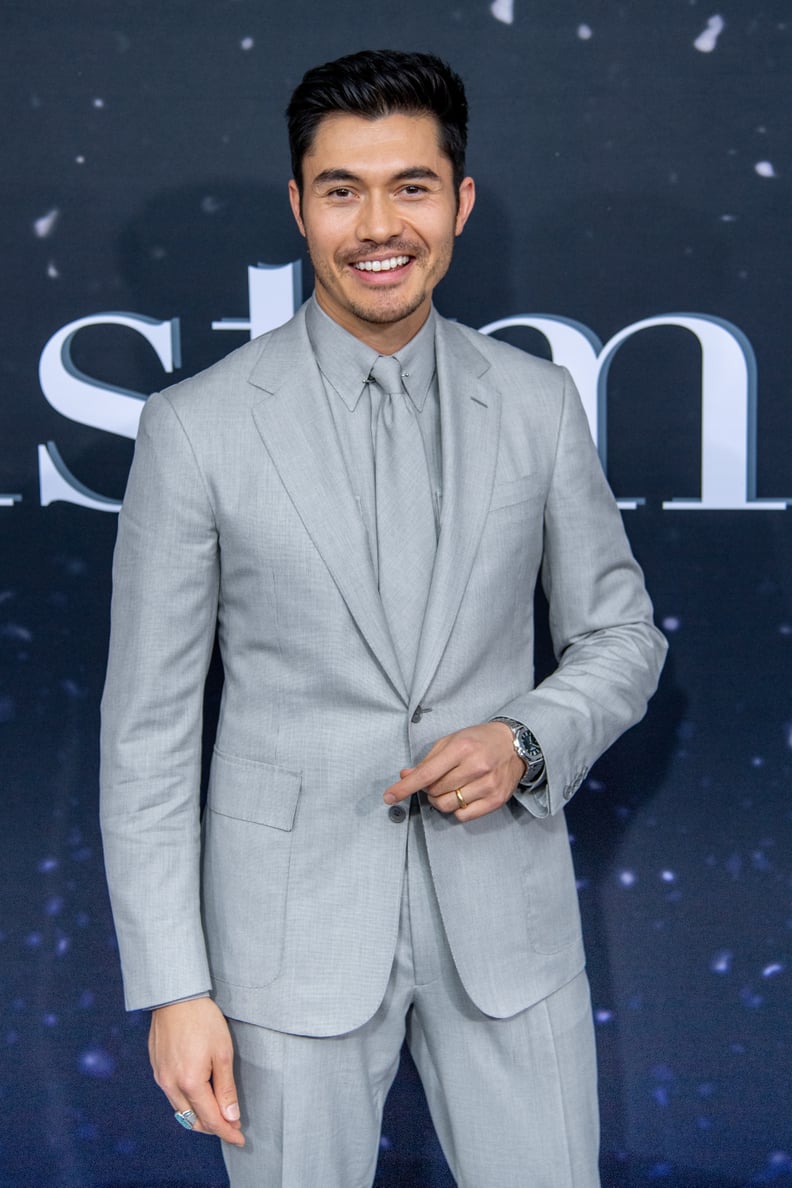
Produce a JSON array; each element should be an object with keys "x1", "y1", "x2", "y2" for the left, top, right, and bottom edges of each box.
[{"x1": 19, "y1": 262, "x2": 789, "y2": 512}]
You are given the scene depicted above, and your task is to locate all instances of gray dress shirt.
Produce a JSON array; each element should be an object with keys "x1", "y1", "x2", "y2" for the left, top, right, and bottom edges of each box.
[{"x1": 305, "y1": 296, "x2": 441, "y2": 581}]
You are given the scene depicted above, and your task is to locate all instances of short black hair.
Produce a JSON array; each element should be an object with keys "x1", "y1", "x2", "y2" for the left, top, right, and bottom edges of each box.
[{"x1": 286, "y1": 49, "x2": 469, "y2": 194}]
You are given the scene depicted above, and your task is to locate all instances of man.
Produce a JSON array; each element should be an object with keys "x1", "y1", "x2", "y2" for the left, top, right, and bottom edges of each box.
[{"x1": 101, "y1": 49, "x2": 667, "y2": 1187}]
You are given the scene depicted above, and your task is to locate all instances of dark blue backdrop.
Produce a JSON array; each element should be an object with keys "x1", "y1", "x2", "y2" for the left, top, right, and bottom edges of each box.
[{"x1": 2, "y1": 2, "x2": 790, "y2": 1185}]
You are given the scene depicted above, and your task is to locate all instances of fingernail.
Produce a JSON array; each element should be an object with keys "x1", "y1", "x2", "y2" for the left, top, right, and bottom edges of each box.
[
  {"x1": 225, "y1": 1103, "x2": 240, "y2": 1121},
  {"x1": 383, "y1": 793, "x2": 395, "y2": 804}
]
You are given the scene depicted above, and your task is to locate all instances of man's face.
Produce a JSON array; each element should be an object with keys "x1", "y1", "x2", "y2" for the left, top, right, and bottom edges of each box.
[{"x1": 289, "y1": 111, "x2": 475, "y2": 351}]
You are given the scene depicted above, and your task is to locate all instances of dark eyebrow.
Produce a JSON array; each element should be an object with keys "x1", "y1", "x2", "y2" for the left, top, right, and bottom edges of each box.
[
  {"x1": 391, "y1": 167, "x2": 443, "y2": 184},
  {"x1": 311, "y1": 166, "x2": 443, "y2": 188},
  {"x1": 312, "y1": 169, "x2": 363, "y2": 187}
]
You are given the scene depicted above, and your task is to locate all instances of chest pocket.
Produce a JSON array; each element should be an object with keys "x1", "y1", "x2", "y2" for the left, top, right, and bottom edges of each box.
[
  {"x1": 489, "y1": 474, "x2": 545, "y2": 512},
  {"x1": 489, "y1": 472, "x2": 546, "y2": 510}
]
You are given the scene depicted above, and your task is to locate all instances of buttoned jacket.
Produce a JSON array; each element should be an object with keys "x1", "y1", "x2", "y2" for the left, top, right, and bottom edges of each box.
[{"x1": 100, "y1": 302, "x2": 667, "y2": 1034}]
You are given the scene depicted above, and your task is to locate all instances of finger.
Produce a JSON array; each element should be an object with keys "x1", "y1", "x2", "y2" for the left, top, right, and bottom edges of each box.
[
  {"x1": 428, "y1": 782, "x2": 478, "y2": 815},
  {"x1": 211, "y1": 1046, "x2": 242, "y2": 1129},
  {"x1": 428, "y1": 774, "x2": 514, "y2": 819},
  {"x1": 428, "y1": 789, "x2": 483, "y2": 820},
  {"x1": 453, "y1": 785, "x2": 515, "y2": 821},
  {"x1": 384, "y1": 765, "x2": 446, "y2": 803},
  {"x1": 183, "y1": 1084, "x2": 245, "y2": 1146},
  {"x1": 450, "y1": 797, "x2": 488, "y2": 822},
  {"x1": 153, "y1": 1071, "x2": 209, "y2": 1134},
  {"x1": 172, "y1": 1104, "x2": 202, "y2": 1133},
  {"x1": 167, "y1": 1087, "x2": 210, "y2": 1135},
  {"x1": 384, "y1": 740, "x2": 457, "y2": 804},
  {"x1": 414, "y1": 733, "x2": 493, "y2": 794},
  {"x1": 383, "y1": 770, "x2": 423, "y2": 803},
  {"x1": 422, "y1": 757, "x2": 482, "y2": 807}
]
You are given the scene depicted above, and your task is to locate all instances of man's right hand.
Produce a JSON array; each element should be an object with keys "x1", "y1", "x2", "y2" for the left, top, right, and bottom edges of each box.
[{"x1": 148, "y1": 998, "x2": 245, "y2": 1146}]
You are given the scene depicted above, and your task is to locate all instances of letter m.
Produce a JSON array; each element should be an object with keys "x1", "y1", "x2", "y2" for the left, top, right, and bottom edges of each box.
[{"x1": 479, "y1": 313, "x2": 788, "y2": 511}]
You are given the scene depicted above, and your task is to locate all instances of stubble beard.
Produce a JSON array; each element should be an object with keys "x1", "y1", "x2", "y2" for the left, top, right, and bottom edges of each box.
[
  {"x1": 340, "y1": 286, "x2": 429, "y2": 327},
  {"x1": 310, "y1": 236, "x2": 455, "y2": 329}
]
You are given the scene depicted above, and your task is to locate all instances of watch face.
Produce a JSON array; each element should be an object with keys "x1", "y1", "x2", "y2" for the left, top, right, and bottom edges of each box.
[{"x1": 516, "y1": 728, "x2": 542, "y2": 764}]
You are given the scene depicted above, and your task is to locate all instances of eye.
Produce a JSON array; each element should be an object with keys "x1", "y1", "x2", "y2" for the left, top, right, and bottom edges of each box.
[{"x1": 401, "y1": 184, "x2": 428, "y2": 196}]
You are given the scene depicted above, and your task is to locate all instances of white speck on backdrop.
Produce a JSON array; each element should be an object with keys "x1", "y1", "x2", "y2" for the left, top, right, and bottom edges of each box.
[
  {"x1": 34, "y1": 209, "x2": 59, "y2": 238},
  {"x1": 490, "y1": 0, "x2": 514, "y2": 25},
  {"x1": 754, "y1": 160, "x2": 777, "y2": 177},
  {"x1": 710, "y1": 950, "x2": 733, "y2": 974},
  {"x1": 762, "y1": 963, "x2": 784, "y2": 979},
  {"x1": 694, "y1": 15, "x2": 725, "y2": 53},
  {"x1": 577, "y1": 24, "x2": 593, "y2": 40}
]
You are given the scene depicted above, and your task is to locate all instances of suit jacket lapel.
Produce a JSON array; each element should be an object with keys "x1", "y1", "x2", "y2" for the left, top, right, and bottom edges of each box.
[
  {"x1": 248, "y1": 311, "x2": 408, "y2": 701},
  {"x1": 412, "y1": 319, "x2": 501, "y2": 703}
]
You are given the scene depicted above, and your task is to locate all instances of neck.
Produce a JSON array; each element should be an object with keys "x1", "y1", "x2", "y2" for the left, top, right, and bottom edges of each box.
[{"x1": 313, "y1": 291, "x2": 431, "y2": 355}]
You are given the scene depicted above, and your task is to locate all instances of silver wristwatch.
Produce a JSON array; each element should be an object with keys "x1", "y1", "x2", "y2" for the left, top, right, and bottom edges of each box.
[{"x1": 492, "y1": 716, "x2": 546, "y2": 786}]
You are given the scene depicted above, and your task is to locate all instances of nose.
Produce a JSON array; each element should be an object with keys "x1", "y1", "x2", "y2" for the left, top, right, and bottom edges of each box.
[{"x1": 355, "y1": 190, "x2": 404, "y2": 244}]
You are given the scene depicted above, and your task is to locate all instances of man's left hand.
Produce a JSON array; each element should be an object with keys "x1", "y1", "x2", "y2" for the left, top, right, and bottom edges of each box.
[{"x1": 383, "y1": 721, "x2": 525, "y2": 821}]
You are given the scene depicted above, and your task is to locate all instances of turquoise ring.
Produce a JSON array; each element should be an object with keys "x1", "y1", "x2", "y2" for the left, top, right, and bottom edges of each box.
[{"x1": 174, "y1": 1108, "x2": 198, "y2": 1130}]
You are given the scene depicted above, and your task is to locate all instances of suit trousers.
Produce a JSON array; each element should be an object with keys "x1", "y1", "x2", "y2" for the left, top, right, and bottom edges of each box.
[{"x1": 222, "y1": 801, "x2": 600, "y2": 1188}]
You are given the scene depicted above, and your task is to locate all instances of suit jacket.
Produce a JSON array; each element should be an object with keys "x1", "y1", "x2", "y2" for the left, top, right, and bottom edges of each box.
[{"x1": 100, "y1": 302, "x2": 667, "y2": 1035}]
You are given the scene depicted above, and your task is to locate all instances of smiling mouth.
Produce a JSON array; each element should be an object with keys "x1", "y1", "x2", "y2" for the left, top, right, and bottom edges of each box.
[{"x1": 352, "y1": 255, "x2": 411, "y2": 273}]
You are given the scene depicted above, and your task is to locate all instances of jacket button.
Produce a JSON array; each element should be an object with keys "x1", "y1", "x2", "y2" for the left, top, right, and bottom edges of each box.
[
  {"x1": 388, "y1": 805, "x2": 407, "y2": 823},
  {"x1": 411, "y1": 706, "x2": 424, "y2": 723}
]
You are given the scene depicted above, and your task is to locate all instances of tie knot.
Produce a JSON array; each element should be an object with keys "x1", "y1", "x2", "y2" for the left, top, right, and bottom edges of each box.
[{"x1": 370, "y1": 354, "x2": 405, "y2": 397}]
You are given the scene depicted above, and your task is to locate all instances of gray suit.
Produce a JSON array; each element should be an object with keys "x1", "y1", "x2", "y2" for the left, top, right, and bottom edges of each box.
[{"x1": 100, "y1": 303, "x2": 665, "y2": 1161}]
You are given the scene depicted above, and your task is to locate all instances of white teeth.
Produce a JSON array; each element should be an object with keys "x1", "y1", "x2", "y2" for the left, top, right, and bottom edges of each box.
[{"x1": 353, "y1": 255, "x2": 409, "y2": 272}]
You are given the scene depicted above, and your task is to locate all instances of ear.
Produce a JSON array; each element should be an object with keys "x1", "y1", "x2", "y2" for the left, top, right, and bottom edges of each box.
[
  {"x1": 454, "y1": 177, "x2": 476, "y2": 237},
  {"x1": 288, "y1": 179, "x2": 306, "y2": 237}
]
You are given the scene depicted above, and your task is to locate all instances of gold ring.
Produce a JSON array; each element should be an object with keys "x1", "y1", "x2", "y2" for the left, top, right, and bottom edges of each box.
[{"x1": 454, "y1": 788, "x2": 467, "y2": 810}]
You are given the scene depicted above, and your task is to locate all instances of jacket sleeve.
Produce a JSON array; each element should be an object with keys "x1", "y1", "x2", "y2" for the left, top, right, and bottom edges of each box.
[
  {"x1": 100, "y1": 392, "x2": 219, "y2": 1010},
  {"x1": 499, "y1": 367, "x2": 668, "y2": 817}
]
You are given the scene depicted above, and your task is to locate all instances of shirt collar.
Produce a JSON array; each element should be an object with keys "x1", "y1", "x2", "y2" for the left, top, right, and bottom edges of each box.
[
  {"x1": 305, "y1": 295, "x2": 437, "y2": 412},
  {"x1": 394, "y1": 311, "x2": 437, "y2": 411}
]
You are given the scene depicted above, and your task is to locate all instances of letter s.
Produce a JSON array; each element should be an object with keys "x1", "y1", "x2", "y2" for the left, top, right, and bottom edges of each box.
[{"x1": 37, "y1": 312, "x2": 180, "y2": 511}]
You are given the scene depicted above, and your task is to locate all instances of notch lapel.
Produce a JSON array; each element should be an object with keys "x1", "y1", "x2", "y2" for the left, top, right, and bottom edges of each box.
[
  {"x1": 248, "y1": 314, "x2": 407, "y2": 701},
  {"x1": 412, "y1": 320, "x2": 501, "y2": 703}
]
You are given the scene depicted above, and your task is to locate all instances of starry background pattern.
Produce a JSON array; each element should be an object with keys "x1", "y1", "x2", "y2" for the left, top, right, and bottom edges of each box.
[{"x1": 0, "y1": 1, "x2": 790, "y2": 1185}]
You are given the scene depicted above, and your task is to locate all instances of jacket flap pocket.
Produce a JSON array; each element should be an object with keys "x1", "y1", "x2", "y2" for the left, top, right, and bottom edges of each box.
[{"x1": 208, "y1": 749, "x2": 302, "y2": 831}]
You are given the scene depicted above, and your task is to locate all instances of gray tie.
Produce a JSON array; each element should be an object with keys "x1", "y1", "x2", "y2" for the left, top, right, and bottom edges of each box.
[{"x1": 371, "y1": 354, "x2": 436, "y2": 686}]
